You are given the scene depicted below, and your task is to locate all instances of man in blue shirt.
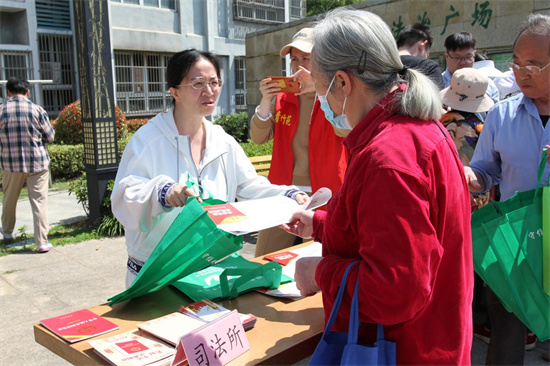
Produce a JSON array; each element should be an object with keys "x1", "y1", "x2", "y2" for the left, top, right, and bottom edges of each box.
[
  {"x1": 441, "y1": 32, "x2": 500, "y2": 104},
  {"x1": 464, "y1": 14, "x2": 550, "y2": 365}
]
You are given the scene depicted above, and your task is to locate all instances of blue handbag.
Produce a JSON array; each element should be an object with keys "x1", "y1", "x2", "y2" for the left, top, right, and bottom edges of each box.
[{"x1": 309, "y1": 261, "x2": 396, "y2": 366}]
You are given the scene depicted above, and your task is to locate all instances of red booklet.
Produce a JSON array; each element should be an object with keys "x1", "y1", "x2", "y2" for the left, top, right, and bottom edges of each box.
[
  {"x1": 40, "y1": 309, "x2": 119, "y2": 343},
  {"x1": 201, "y1": 203, "x2": 247, "y2": 225}
]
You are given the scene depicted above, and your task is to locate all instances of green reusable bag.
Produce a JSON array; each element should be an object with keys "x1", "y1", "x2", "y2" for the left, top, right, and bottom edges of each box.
[
  {"x1": 108, "y1": 197, "x2": 243, "y2": 305},
  {"x1": 172, "y1": 253, "x2": 293, "y2": 302},
  {"x1": 544, "y1": 186, "x2": 550, "y2": 295},
  {"x1": 472, "y1": 148, "x2": 550, "y2": 341}
]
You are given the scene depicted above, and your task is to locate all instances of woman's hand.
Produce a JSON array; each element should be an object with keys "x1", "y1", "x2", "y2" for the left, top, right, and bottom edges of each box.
[
  {"x1": 280, "y1": 210, "x2": 314, "y2": 239},
  {"x1": 166, "y1": 184, "x2": 201, "y2": 207},
  {"x1": 293, "y1": 66, "x2": 315, "y2": 95},
  {"x1": 545, "y1": 145, "x2": 550, "y2": 167},
  {"x1": 256, "y1": 77, "x2": 281, "y2": 119},
  {"x1": 294, "y1": 257, "x2": 322, "y2": 296},
  {"x1": 294, "y1": 193, "x2": 309, "y2": 205},
  {"x1": 259, "y1": 77, "x2": 281, "y2": 100}
]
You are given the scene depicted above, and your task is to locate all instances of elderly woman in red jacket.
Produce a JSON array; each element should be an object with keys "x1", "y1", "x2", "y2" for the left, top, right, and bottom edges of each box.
[{"x1": 282, "y1": 8, "x2": 473, "y2": 366}]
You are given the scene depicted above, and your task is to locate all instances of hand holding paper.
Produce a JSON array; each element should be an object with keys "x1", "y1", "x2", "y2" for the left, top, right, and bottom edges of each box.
[{"x1": 202, "y1": 188, "x2": 331, "y2": 235}]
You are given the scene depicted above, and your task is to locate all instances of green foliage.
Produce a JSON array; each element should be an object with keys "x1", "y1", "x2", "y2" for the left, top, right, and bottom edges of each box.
[
  {"x1": 48, "y1": 144, "x2": 85, "y2": 180},
  {"x1": 240, "y1": 139, "x2": 273, "y2": 157},
  {"x1": 68, "y1": 173, "x2": 90, "y2": 216},
  {"x1": 306, "y1": 0, "x2": 363, "y2": 16},
  {"x1": 53, "y1": 100, "x2": 128, "y2": 145},
  {"x1": 97, "y1": 180, "x2": 124, "y2": 237},
  {"x1": 213, "y1": 112, "x2": 249, "y2": 143}
]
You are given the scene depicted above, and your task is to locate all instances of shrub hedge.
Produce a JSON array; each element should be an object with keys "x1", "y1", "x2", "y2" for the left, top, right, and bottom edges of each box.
[
  {"x1": 53, "y1": 100, "x2": 127, "y2": 145},
  {"x1": 213, "y1": 112, "x2": 248, "y2": 143}
]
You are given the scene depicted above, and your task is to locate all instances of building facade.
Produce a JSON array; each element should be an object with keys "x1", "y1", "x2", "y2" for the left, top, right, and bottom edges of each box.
[
  {"x1": 0, "y1": 0, "x2": 306, "y2": 118},
  {"x1": 245, "y1": 0, "x2": 550, "y2": 116}
]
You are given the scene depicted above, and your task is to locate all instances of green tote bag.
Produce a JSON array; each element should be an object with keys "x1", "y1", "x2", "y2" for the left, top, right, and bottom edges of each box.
[
  {"x1": 544, "y1": 185, "x2": 550, "y2": 295},
  {"x1": 472, "y1": 149, "x2": 550, "y2": 341},
  {"x1": 108, "y1": 197, "x2": 243, "y2": 305},
  {"x1": 173, "y1": 252, "x2": 293, "y2": 302}
]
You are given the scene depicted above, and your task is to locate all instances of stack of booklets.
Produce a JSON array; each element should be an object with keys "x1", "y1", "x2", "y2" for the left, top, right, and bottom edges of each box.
[
  {"x1": 88, "y1": 330, "x2": 175, "y2": 366},
  {"x1": 136, "y1": 312, "x2": 206, "y2": 347},
  {"x1": 178, "y1": 299, "x2": 257, "y2": 331},
  {"x1": 40, "y1": 309, "x2": 119, "y2": 343}
]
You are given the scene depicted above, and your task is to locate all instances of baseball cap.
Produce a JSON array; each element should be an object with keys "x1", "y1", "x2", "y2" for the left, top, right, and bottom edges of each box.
[
  {"x1": 440, "y1": 68, "x2": 495, "y2": 113},
  {"x1": 280, "y1": 28, "x2": 313, "y2": 56}
]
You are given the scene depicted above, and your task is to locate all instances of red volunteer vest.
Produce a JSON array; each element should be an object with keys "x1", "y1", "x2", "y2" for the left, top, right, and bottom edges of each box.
[{"x1": 268, "y1": 92, "x2": 347, "y2": 196}]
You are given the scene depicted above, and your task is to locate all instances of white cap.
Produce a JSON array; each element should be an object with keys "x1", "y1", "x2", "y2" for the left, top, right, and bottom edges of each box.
[
  {"x1": 473, "y1": 60, "x2": 506, "y2": 78},
  {"x1": 280, "y1": 28, "x2": 313, "y2": 56}
]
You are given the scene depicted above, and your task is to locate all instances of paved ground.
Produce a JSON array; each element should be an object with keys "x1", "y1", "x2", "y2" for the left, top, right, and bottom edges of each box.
[{"x1": 0, "y1": 190, "x2": 548, "y2": 365}]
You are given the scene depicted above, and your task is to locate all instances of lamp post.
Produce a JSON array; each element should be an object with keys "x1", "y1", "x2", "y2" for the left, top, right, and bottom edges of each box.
[{"x1": 73, "y1": 0, "x2": 118, "y2": 223}]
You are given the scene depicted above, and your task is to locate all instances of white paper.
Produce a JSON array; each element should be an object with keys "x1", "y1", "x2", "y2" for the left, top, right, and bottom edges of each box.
[
  {"x1": 212, "y1": 188, "x2": 331, "y2": 235},
  {"x1": 257, "y1": 242, "x2": 323, "y2": 300}
]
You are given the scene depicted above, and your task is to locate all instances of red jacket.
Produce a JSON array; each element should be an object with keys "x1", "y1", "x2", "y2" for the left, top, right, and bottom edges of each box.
[
  {"x1": 313, "y1": 87, "x2": 473, "y2": 365},
  {"x1": 268, "y1": 92, "x2": 347, "y2": 195}
]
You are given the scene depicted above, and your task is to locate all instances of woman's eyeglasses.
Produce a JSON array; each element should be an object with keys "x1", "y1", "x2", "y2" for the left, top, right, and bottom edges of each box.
[
  {"x1": 506, "y1": 59, "x2": 550, "y2": 76},
  {"x1": 178, "y1": 79, "x2": 223, "y2": 90}
]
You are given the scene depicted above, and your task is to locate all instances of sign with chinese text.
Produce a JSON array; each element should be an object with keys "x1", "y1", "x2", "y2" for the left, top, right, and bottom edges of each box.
[{"x1": 174, "y1": 310, "x2": 250, "y2": 366}]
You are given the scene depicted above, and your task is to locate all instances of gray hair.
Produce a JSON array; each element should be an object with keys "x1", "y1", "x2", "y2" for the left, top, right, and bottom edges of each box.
[
  {"x1": 311, "y1": 8, "x2": 441, "y2": 121},
  {"x1": 515, "y1": 13, "x2": 550, "y2": 53}
]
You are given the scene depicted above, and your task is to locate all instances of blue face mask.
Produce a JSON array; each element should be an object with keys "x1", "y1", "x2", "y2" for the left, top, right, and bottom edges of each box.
[{"x1": 318, "y1": 75, "x2": 351, "y2": 130}]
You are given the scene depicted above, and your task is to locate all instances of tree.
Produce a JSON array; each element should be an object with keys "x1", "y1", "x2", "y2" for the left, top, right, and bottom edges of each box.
[{"x1": 306, "y1": 0, "x2": 364, "y2": 17}]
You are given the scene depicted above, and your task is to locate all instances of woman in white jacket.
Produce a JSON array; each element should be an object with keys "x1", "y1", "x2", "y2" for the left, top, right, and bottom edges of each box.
[{"x1": 112, "y1": 49, "x2": 306, "y2": 288}]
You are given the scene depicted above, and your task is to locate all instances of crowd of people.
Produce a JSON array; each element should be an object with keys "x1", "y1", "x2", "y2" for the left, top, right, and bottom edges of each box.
[{"x1": 2, "y1": 6, "x2": 549, "y2": 366}]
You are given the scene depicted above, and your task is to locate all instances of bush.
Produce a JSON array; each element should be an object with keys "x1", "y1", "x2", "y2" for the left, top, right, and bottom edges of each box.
[
  {"x1": 53, "y1": 100, "x2": 127, "y2": 145},
  {"x1": 48, "y1": 144, "x2": 85, "y2": 180},
  {"x1": 127, "y1": 118, "x2": 149, "y2": 134},
  {"x1": 213, "y1": 112, "x2": 248, "y2": 143},
  {"x1": 240, "y1": 139, "x2": 273, "y2": 157},
  {"x1": 68, "y1": 173, "x2": 89, "y2": 216}
]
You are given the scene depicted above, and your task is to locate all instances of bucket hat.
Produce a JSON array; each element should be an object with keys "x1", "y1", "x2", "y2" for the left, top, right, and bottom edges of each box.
[
  {"x1": 441, "y1": 68, "x2": 495, "y2": 113},
  {"x1": 280, "y1": 28, "x2": 313, "y2": 56}
]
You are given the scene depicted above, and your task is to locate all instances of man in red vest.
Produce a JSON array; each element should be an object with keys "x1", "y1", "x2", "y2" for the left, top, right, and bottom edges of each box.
[{"x1": 250, "y1": 28, "x2": 348, "y2": 256}]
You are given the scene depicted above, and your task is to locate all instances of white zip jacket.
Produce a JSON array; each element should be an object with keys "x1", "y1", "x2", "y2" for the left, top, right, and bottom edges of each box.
[{"x1": 112, "y1": 108, "x2": 298, "y2": 263}]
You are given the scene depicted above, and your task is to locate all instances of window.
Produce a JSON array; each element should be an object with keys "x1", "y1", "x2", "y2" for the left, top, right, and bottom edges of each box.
[
  {"x1": 38, "y1": 34, "x2": 77, "y2": 118},
  {"x1": 36, "y1": 0, "x2": 72, "y2": 30},
  {"x1": 234, "y1": 57, "x2": 247, "y2": 113},
  {"x1": 0, "y1": 52, "x2": 34, "y2": 104},
  {"x1": 233, "y1": 0, "x2": 285, "y2": 24},
  {"x1": 114, "y1": 51, "x2": 172, "y2": 116},
  {"x1": 111, "y1": 0, "x2": 175, "y2": 10}
]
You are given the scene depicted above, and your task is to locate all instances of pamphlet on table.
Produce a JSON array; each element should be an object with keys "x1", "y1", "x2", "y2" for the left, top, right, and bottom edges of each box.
[
  {"x1": 202, "y1": 187, "x2": 331, "y2": 235},
  {"x1": 137, "y1": 312, "x2": 206, "y2": 347},
  {"x1": 179, "y1": 299, "x2": 256, "y2": 331},
  {"x1": 88, "y1": 329, "x2": 175, "y2": 366},
  {"x1": 40, "y1": 308, "x2": 119, "y2": 343}
]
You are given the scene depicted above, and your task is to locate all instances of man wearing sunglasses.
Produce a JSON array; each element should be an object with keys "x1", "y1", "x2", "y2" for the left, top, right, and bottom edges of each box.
[
  {"x1": 464, "y1": 14, "x2": 550, "y2": 365},
  {"x1": 442, "y1": 32, "x2": 499, "y2": 104}
]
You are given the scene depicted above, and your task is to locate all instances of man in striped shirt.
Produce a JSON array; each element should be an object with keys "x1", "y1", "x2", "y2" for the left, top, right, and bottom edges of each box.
[{"x1": 0, "y1": 77, "x2": 55, "y2": 252}]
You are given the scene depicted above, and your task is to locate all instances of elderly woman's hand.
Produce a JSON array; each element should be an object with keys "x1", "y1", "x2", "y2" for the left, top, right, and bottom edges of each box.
[
  {"x1": 293, "y1": 66, "x2": 315, "y2": 95},
  {"x1": 166, "y1": 184, "x2": 201, "y2": 207},
  {"x1": 280, "y1": 210, "x2": 314, "y2": 239},
  {"x1": 294, "y1": 257, "x2": 322, "y2": 296}
]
